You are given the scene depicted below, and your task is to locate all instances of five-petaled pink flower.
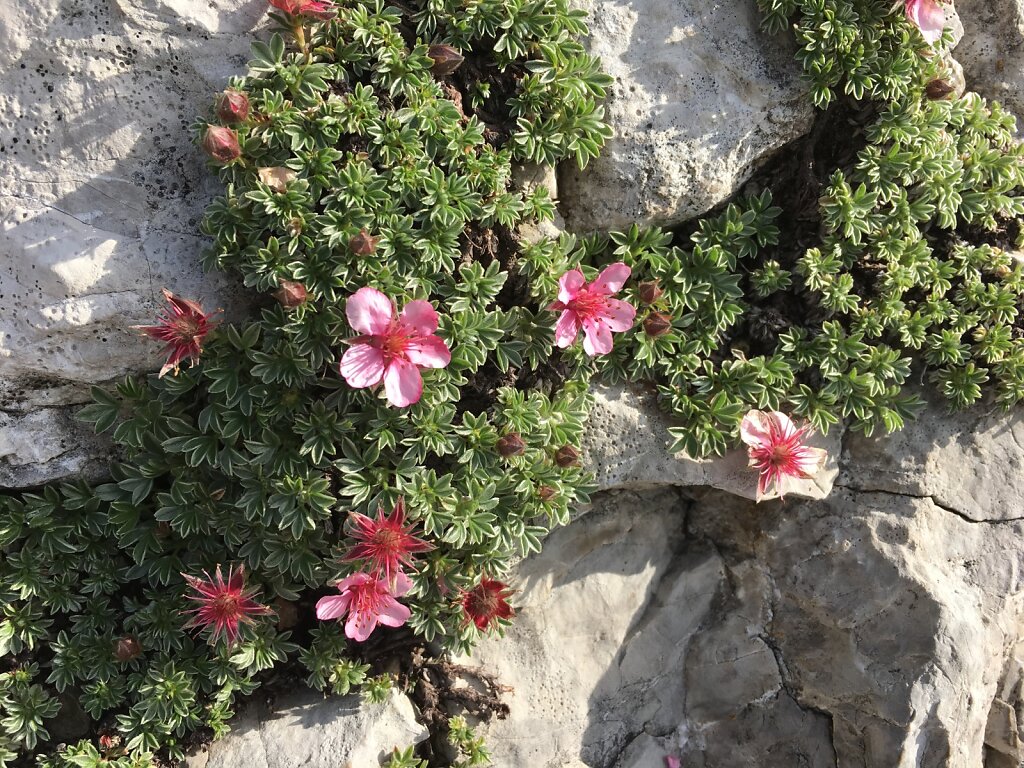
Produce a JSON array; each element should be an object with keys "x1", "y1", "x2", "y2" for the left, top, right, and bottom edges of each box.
[
  {"x1": 550, "y1": 264, "x2": 636, "y2": 356},
  {"x1": 134, "y1": 288, "x2": 221, "y2": 377},
  {"x1": 316, "y1": 571, "x2": 412, "y2": 642},
  {"x1": 269, "y1": 0, "x2": 336, "y2": 18},
  {"x1": 182, "y1": 565, "x2": 273, "y2": 646},
  {"x1": 339, "y1": 287, "x2": 451, "y2": 408},
  {"x1": 740, "y1": 410, "x2": 828, "y2": 502},
  {"x1": 460, "y1": 578, "x2": 515, "y2": 631},
  {"x1": 906, "y1": 0, "x2": 945, "y2": 44},
  {"x1": 344, "y1": 498, "x2": 434, "y2": 587}
]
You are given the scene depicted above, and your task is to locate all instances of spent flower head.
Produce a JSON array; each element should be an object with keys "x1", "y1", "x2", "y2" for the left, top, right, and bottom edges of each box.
[
  {"x1": 551, "y1": 263, "x2": 636, "y2": 356},
  {"x1": 460, "y1": 578, "x2": 515, "y2": 631},
  {"x1": 133, "y1": 288, "x2": 220, "y2": 377},
  {"x1": 343, "y1": 498, "x2": 433, "y2": 586},
  {"x1": 316, "y1": 571, "x2": 412, "y2": 642},
  {"x1": 740, "y1": 410, "x2": 828, "y2": 502},
  {"x1": 339, "y1": 287, "x2": 451, "y2": 407},
  {"x1": 181, "y1": 565, "x2": 273, "y2": 646}
]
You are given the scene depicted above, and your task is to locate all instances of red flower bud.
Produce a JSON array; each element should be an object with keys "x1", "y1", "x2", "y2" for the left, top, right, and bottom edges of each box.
[
  {"x1": 637, "y1": 280, "x2": 663, "y2": 305},
  {"x1": 113, "y1": 636, "x2": 142, "y2": 662},
  {"x1": 98, "y1": 734, "x2": 119, "y2": 752},
  {"x1": 497, "y1": 432, "x2": 526, "y2": 458},
  {"x1": 273, "y1": 280, "x2": 309, "y2": 308},
  {"x1": 216, "y1": 89, "x2": 250, "y2": 124},
  {"x1": 427, "y1": 44, "x2": 465, "y2": 77},
  {"x1": 554, "y1": 444, "x2": 580, "y2": 468},
  {"x1": 643, "y1": 311, "x2": 673, "y2": 337},
  {"x1": 202, "y1": 125, "x2": 241, "y2": 164},
  {"x1": 349, "y1": 229, "x2": 379, "y2": 255}
]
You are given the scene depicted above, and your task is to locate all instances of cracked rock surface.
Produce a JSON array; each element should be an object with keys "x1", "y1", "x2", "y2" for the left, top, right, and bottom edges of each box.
[
  {"x1": 0, "y1": 0, "x2": 255, "y2": 488},
  {"x1": 462, "y1": 398, "x2": 1024, "y2": 767}
]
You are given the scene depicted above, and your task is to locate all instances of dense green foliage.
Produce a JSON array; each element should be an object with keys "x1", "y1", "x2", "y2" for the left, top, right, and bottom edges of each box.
[{"x1": 4, "y1": 0, "x2": 1024, "y2": 765}]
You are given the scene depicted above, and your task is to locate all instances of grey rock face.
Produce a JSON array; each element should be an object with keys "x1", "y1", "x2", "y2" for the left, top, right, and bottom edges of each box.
[
  {"x1": 0, "y1": 0, "x2": 256, "y2": 487},
  {"x1": 955, "y1": 0, "x2": 1024, "y2": 120},
  {"x1": 557, "y1": 0, "x2": 814, "y2": 232},
  {"x1": 188, "y1": 689, "x2": 428, "y2": 768}
]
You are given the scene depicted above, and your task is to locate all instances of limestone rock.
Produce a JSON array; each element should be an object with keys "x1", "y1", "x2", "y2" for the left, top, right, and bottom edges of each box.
[
  {"x1": 187, "y1": 689, "x2": 427, "y2": 768},
  {"x1": 0, "y1": 0, "x2": 257, "y2": 487},
  {"x1": 840, "y1": 394, "x2": 1024, "y2": 522},
  {"x1": 954, "y1": 0, "x2": 1024, "y2": 120},
  {"x1": 557, "y1": 0, "x2": 814, "y2": 232},
  {"x1": 582, "y1": 382, "x2": 841, "y2": 501}
]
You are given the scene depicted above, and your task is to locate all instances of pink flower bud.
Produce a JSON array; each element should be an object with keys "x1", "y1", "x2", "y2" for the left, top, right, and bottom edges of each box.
[
  {"x1": 637, "y1": 280, "x2": 663, "y2": 305},
  {"x1": 643, "y1": 311, "x2": 673, "y2": 337},
  {"x1": 554, "y1": 444, "x2": 580, "y2": 468},
  {"x1": 217, "y1": 89, "x2": 250, "y2": 123},
  {"x1": 273, "y1": 280, "x2": 308, "y2": 308},
  {"x1": 349, "y1": 229, "x2": 379, "y2": 255},
  {"x1": 202, "y1": 125, "x2": 241, "y2": 164},
  {"x1": 427, "y1": 44, "x2": 465, "y2": 76},
  {"x1": 497, "y1": 433, "x2": 526, "y2": 458}
]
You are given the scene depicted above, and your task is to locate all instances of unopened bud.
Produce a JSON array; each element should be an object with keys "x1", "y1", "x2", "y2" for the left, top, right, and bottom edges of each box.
[
  {"x1": 497, "y1": 432, "x2": 526, "y2": 458},
  {"x1": 273, "y1": 280, "x2": 309, "y2": 308},
  {"x1": 643, "y1": 311, "x2": 673, "y2": 337},
  {"x1": 925, "y1": 79, "x2": 955, "y2": 100},
  {"x1": 428, "y1": 44, "x2": 465, "y2": 77},
  {"x1": 216, "y1": 89, "x2": 250, "y2": 123},
  {"x1": 538, "y1": 485, "x2": 556, "y2": 501},
  {"x1": 349, "y1": 229, "x2": 379, "y2": 255},
  {"x1": 202, "y1": 125, "x2": 241, "y2": 164},
  {"x1": 287, "y1": 217, "x2": 304, "y2": 237},
  {"x1": 155, "y1": 521, "x2": 172, "y2": 538},
  {"x1": 637, "y1": 280, "x2": 663, "y2": 305},
  {"x1": 257, "y1": 166, "x2": 298, "y2": 193},
  {"x1": 554, "y1": 444, "x2": 580, "y2": 468},
  {"x1": 114, "y1": 636, "x2": 142, "y2": 662}
]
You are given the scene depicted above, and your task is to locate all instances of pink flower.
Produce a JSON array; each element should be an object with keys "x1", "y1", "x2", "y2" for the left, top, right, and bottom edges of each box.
[
  {"x1": 665, "y1": 758, "x2": 682, "y2": 768},
  {"x1": 344, "y1": 498, "x2": 434, "y2": 587},
  {"x1": 316, "y1": 572, "x2": 412, "y2": 642},
  {"x1": 134, "y1": 288, "x2": 221, "y2": 377},
  {"x1": 339, "y1": 287, "x2": 451, "y2": 407},
  {"x1": 550, "y1": 264, "x2": 636, "y2": 356},
  {"x1": 269, "y1": 0, "x2": 336, "y2": 18},
  {"x1": 740, "y1": 410, "x2": 828, "y2": 502},
  {"x1": 460, "y1": 578, "x2": 515, "y2": 631},
  {"x1": 906, "y1": 0, "x2": 945, "y2": 44},
  {"x1": 182, "y1": 565, "x2": 273, "y2": 646}
]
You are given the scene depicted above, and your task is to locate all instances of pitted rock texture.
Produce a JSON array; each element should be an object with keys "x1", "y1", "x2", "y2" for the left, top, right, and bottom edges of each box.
[
  {"x1": 582, "y1": 382, "x2": 842, "y2": 501},
  {"x1": 557, "y1": 0, "x2": 814, "y2": 232},
  {"x1": 0, "y1": 0, "x2": 256, "y2": 487},
  {"x1": 460, "y1": 399, "x2": 1024, "y2": 767},
  {"x1": 187, "y1": 689, "x2": 427, "y2": 768},
  {"x1": 955, "y1": 0, "x2": 1024, "y2": 121}
]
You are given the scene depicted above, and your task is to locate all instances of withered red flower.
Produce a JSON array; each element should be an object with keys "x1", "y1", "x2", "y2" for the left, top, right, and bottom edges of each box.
[
  {"x1": 134, "y1": 288, "x2": 221, "y2": 377},
  {"x1": 343, "y1": 498, "x2": 433, "y2": 587},
  {"x1": 181, "y1": 564, "x2": 273, "y2": 646},
  {"x1": 461, "y1": 578, "x2": 515, "y2": 631}
]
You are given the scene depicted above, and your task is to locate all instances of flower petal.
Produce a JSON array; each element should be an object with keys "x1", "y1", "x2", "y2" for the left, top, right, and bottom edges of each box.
[
  {"x1": 346, "y1": 610, "x2": 376, "y2": 642},
  {"x1": 602, "y1": 298, "x2": 636, "y2": 332},
  {"x1": 346, "y1": 287, "x2": 394, "y2": 336},
  {"x1": 591, "y1": 262, "x2": 631, "y2": 295},
  {"x1": 554, "y1": 310, "x2": 581, "y2": 348},
  {"x1": 740, "y1": 410, "x2": 773, "y2": 450},
  {"x1": 383, "y1": 357, "x2": 424, "y2": 407},
  {"x1": 557, "y1": 270, "x2": 587, "y2": 304},
  {"x1": 907, "y1": 0, "x2": 945, "y2": 43},
  {"x1": 376, "y1": 598, "x2": 411, "y2": 628},
  {"x1": 392, "y1": 571, "x2": 413, "y2": 598},
  {"x1": 315, "y1": 594, "x2": 352, "y2": 621},
  {"x1": 399, "y1": 300, "x2": 439, "y2": 336},
  {"x1": 405, "y1": 336, "x2": 451, "y2": 369},
  {"x1": 582, "y1": 318, "x2": 613, "y2": 356},
  {"x1": 339, "y1": 343, "x2": 385, "y2": 389}
]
